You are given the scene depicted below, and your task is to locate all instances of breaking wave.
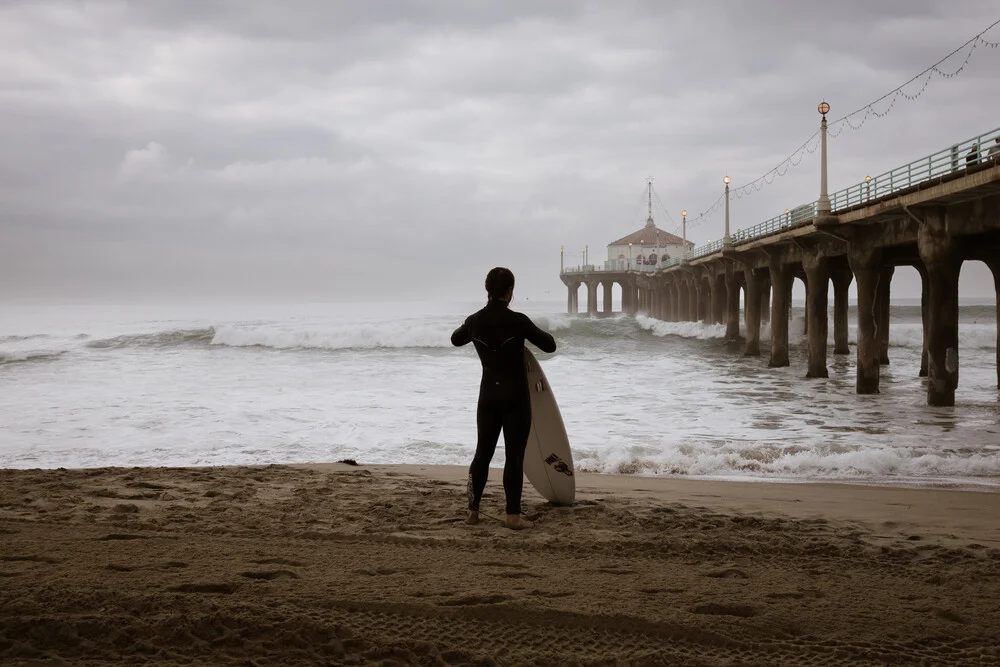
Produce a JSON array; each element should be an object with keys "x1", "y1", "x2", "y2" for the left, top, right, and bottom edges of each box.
[
  {"x1": 0, "y1": 350, "x2": 67, "y2": 366},
  {"x1": 0, "y1": 334, "x2": 52, "y2": 344},
  {"x1": 636, "y1": 316, "x2": 728, "y2": 340},
  {"x1": 209, "y1": 322, "x2": 456, "y2": 350},
  {"x1": 575, "y1": 441, "x2": 1000, "y2": 486},
  {"x1": 86, "y1": 328, "x2": 215, "y2": 349}
]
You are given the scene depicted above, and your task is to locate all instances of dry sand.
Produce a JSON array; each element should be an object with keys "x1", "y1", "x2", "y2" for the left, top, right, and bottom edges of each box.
[{"x1": 1, "y1": 463, "x2": 999, "y2": 666}]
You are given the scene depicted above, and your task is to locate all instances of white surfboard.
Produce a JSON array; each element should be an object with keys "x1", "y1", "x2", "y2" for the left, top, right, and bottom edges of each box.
[{"x1": 522, "y1": 347, "x2": 575, "y2": 506}]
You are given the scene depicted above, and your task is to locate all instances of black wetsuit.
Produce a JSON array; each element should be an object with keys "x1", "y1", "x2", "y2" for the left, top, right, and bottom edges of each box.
[{"x1": 451, "y1": 300, "x2": 557, "y2": 515}]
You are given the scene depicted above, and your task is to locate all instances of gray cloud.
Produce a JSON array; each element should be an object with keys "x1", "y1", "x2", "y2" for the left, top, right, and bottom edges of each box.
[{"x1": 2, "y1": 0, "x2": 999, "y2": 302}]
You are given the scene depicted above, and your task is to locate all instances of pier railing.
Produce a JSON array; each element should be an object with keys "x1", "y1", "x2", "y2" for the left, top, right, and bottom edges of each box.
[
  {"x1": 561, "y1": 126, "x2": 1000, "y2": 277},
  {"x1": 730, "y1": 203, "x2": 817, "y2": 246},
  {"x1": 829, "y1": 126, "x2": 1000, "y2": 210},
  {"x1": 561, "y1": 263, "x2": 669, "y2": 274},
  {"x1": 561, "y1": 265, "x2": 616, "y2": 274}
]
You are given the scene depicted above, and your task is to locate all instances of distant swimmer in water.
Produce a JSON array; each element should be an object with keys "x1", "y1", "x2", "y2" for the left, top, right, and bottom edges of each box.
[{"x1": 451, "y1": 267, "x2": 557, "y2": 530}]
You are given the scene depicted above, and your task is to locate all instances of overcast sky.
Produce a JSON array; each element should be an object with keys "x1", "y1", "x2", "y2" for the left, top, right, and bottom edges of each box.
[{"x1": 2, "y1": 0, "x2": 999, "y2": 303}]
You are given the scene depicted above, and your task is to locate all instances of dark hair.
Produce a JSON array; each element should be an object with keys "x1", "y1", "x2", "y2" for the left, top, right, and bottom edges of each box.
[{"x1": 485, "y1": 267, "x2": 515, "y2": 300}]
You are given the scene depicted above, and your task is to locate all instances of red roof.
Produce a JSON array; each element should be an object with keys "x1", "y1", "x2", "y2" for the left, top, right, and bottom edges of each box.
[{"x1": 608, "y1": 222, "x2": 688, "y2": 247}]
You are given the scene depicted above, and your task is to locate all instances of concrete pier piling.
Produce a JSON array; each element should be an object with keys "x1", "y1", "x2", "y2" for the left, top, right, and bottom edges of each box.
[
  {"x1": 918, "y1": 213, "x2": 962, "y2": 407},
  {"x1": 876, "y1": 266, "x2": 894, "y2": 365},
  {"x1": 831, "y1": 265, "x2": 853, "y2": 355},
  {"x1": 711, "y1": 273, "x2": 726, "y2": 324},
  {"x1": 917, "y1": 264, "x2": 929, "y2": 377},
  {"x1": 849, "y1": 245, "x2": 882, "y2": 394},
  {"x1": 566, "y1": 282, "x2": 579, "y2": 316},
  {"x1": 725, "y1": 265, "x2": 742, "y2": 341},
  {"x1": 701, "y1": 277, "x2": 708, "y2": 323},
  {"x1": 987, "y1": 259, "x2": 1000, "y2": 388},
  {"x1": 743, "y1": 267, "x2": 764, "y2": 356},
  {"x1": 760, "y1": 278, "x2": 771, "y2": 324},
  {"x1": 803, "y1": 253, "x2": 831, "y2": 378},
  {"x1": 768, "y1": 259, "x2": 793, "y2": 368},
  {"x1": 687, "y1": 278, "x2": 698, "y2": 322},
  {"x1": 677, "y1": 280, "x2": 689, "y2": 321}
]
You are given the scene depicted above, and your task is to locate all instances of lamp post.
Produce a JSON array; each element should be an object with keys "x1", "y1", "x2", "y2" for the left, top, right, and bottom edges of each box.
[
  {"x1": 817, "y1": 100, "x2": 831, "y2": 216},
  {"x1": 628, "y1": 242, "x2": 632, "y2": 270},
  {"x1": 784, "y1": 208, "x2": 790, "y2": 228},
  {"x1": 723, "y1": 176, "x2": 731, "y2": 245},
  {"x1": 681, "y1": 210, "x2": 687, "y2": 249},
  {"x1": 585, "y1": 244, "x2": 588, "y2": 267},
  {"x1": 865, "y1": 174, "x2": 872, "y2": 202},
  {"x1": 560, "y1": 245, "x2": 564, "y2": 274}
]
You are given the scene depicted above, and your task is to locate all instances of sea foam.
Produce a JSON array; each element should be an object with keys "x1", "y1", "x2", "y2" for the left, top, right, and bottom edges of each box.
[
  {"x1": 574, "y1": 440, "x2": 1000, "y2": 484},
  {"x1": 210, "y1": 322, "x2": 457, "y2": 350},
  {"x1": 635, "y1": 315, "x2": 995, "y2": 349}
]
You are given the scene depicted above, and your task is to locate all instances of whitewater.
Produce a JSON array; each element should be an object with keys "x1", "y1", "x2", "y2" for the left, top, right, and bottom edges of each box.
[{"x1": 1, "y1": 300, "x2": 998, "y2": 487}]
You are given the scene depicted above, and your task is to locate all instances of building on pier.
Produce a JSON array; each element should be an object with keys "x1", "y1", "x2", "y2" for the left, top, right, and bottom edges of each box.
[
  {"x1": 606, "y1": 180, "x2": 693, "y2": 270},
  {"x1": 607, "y1": 219, "x2": 690, "y2": 270}
]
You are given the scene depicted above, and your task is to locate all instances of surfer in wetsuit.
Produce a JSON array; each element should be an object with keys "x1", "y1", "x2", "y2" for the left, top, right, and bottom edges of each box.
[{"x1": 451, "y1": 267, "x2": 557, "y2": 530}]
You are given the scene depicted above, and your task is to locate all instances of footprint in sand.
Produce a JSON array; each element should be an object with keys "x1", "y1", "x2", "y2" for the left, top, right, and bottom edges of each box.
[
  {"x1": 529, "y1": 590, "x2": 575, "y2": 599},
  {"x1": 111, "y1": 503, "x2": 140, "y2": 514},
  {"x1": 128, "y1": 481, "x2": 172, "y2": 490},
  {"x1": 703, "y1": 567, "x2": 750, "y2": 579},
  {"x1": 438, "y1": 594, "x2": 510, "y2": 606},
  {"x1": 474, "y1": 561, "x2": 528, "y2": 570},
  {"x1": 692, "y1": 603, "x2": 757, "y2": 618},
  {"x1": 640, "y1": 587, "x2": 686, "y2": 595},
  {"x1": 0, "y1": 554, "x2": 60, "y2": 564},
  {"x1": 764, "y1": 588, "x2": 824, "y2": 599},
  {"x1": 240, "y1": 570, "x2": 299, "y2": 581},
  {"x1": 105, "y1": 564, "x2": 134, "y2": 572},
  {"x1": 355, "y1": 568, "x2": 399, "y2": 576},
  {"x1": 493, "y1": 571, "x2": 541, "y2": 579},
  {"x1": 168, "y1": 583, "x2": 237, "y2": 594},
  {"x1": 251, "y1": 558, "x2": 304, "y2": 567},
  {"x1": 765, "y1": 592, "x2": 806, "y2": 600},
  {"x1": 933, "y1": 607, "x2": 967, "y2": 624}
]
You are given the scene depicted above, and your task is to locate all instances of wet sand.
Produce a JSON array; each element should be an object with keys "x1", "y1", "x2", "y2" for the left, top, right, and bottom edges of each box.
[{"x1": 1, "y1": 463, "x2": 999, "y2": 666}]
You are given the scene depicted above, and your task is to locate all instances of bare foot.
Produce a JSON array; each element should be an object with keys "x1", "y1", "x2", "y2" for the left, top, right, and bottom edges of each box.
[
  {"x1": 504, "y1": 514, "x2": 533, "y2": 530},
  {"x1": 465, "y1": 510, "x2": 480, "y2": 525}
]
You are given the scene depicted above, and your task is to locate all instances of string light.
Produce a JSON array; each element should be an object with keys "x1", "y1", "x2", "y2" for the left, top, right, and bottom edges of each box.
[
  {"x1": 682, "y1": 17, "x2": 1000, "y2": 230},
  {"x1": 828, "y1": 18, "x2": 1000, "y2": 137}
]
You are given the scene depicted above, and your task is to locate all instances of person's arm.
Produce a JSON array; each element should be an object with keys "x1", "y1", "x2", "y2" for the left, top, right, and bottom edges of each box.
[
  {"x1": 521, "y1": 314, "x2": 556, "y2": 353},
  {"x1": 451, "y1": 320, "x2": 471, "y2": 347}
]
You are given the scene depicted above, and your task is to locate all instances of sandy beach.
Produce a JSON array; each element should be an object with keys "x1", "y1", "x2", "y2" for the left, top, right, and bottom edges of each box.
[{"x1": 2, "y1": 463, "x2": 999, "y2": 666}]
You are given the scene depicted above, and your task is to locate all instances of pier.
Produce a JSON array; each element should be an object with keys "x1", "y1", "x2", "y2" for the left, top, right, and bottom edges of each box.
[{"x1": 560, "y1": 110, "x2": 1000, "y2": 407}]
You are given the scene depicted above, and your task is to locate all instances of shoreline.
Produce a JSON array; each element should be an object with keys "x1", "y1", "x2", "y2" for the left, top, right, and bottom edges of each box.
[
  {"x1": 2, "y1": 461, "x2": 999, "y2": 665},
  {"x1": 6, "y1": 460, "x2": 1000, "y2": 492},
  {"x1": 303, "y1": 463, "x2": 1000, "y2": 546}
]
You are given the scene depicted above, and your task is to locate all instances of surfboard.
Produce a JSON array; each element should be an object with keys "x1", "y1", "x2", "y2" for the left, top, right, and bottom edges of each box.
[{"x1": 522, "y1": 347, "x2": 575, "y2": 506}]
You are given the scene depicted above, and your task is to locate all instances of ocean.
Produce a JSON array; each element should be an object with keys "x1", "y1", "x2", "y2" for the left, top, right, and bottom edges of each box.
[{"x1": 1, "y1": 300, "x2": 998, "y2": 488}]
